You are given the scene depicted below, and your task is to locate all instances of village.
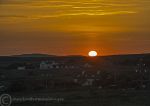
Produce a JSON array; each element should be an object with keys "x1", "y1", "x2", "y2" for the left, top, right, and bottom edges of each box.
[{"x1": 0, "y1": 55, "x2": 150, "y2": 93}]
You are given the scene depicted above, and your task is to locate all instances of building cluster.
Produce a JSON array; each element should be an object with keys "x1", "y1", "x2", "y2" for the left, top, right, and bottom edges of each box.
[
  {"x1": 16, "y1": 61, "x2": 92, "y2": 71},
  {"x1": 39, "y1": 61, "x2": 92, "y2": 70}
]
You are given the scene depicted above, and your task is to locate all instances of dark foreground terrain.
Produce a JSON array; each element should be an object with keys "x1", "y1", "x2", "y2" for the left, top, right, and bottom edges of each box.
[
  {"x1": 0, "y1": 53, "x2": 150, "y2": 106},
  {"x1": 9, "y1": 88, "x2": 150, "y2": 106}
]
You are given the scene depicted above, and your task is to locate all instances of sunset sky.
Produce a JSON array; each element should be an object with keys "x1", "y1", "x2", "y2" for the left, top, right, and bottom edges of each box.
[{"x1": 0, "y1": 0, "x2": 150, "y2": 56}]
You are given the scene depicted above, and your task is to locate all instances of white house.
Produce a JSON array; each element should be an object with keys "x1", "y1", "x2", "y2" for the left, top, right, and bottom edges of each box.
[
  {"x1": 40, "y1": 61, "x2": 59, "y2": 70},
  {"x1": 40, "y1": 61, "x2": 50, "y2": 70},
  {"x1": 17, "y1": 66, "x2": 26, "y2": 70}
]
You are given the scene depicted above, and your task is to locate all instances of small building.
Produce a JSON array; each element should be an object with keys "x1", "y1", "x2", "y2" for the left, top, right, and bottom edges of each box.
[
  {"x1": 40, "y1": 61, "x2": 59, "y2": 70},
  {"x1": 17, "y1": 66, "x2": 26, "y2": 70},
  {"x1": 40, "y1": 61, "x2": 49, "y2": 70}
]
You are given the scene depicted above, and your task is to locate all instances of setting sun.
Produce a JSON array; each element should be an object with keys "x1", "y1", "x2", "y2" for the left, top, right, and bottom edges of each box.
[{"x1": 88, "y1": 51, "x2": 97, "y2": 57}]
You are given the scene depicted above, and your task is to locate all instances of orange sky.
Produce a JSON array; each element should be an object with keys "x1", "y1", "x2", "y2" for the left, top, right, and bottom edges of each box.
[{"x1": 0, "y1": 0, "x2": 150, "y2": 56}]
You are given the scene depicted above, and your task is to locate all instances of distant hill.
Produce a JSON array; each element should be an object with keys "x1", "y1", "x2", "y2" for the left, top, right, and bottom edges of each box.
[
  {"x1": 0, "y1": 53, "x2": 149, "y2": 67},
  {"x1": 0, "y1": 53, "x2": 149, "y2": 58},
  {"x1": 11, "y1": 53, "x2": 56, "y2": 57}
]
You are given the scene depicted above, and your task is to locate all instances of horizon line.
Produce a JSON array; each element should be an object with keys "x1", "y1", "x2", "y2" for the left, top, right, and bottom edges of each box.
[{"x1": 0, "y1": 52, "x2": 150, "y2": 57}]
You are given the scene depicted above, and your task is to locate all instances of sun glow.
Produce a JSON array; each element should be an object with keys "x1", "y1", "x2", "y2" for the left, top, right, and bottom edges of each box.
[{"x1": 88, "y1": 51, "x2": 97, "y2": 57}]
